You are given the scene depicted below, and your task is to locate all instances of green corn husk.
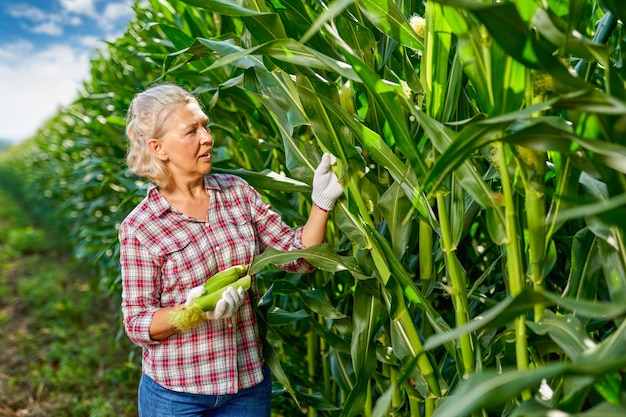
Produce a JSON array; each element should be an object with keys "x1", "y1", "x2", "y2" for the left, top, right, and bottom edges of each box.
[
  {"x1": 168, "y1": 274, "x2": 252, "y2": 332},
  {"x1": 203, "y1": 264, "x2": 249, "y2": 293}
]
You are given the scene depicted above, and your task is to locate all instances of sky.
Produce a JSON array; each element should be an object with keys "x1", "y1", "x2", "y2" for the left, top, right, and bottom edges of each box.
[{"x1": 0, "y1": 0, "x2": 135, "y2": 143}]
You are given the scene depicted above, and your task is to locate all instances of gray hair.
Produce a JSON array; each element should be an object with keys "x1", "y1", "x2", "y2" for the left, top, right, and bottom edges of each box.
[{"x1": 125, "y1": 83, "x2": 198, "y2": 187}]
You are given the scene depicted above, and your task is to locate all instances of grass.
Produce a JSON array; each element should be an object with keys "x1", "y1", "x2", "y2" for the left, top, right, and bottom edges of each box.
[{"x1": 0, "y1": 186, "x2": 140, "y2": 416}]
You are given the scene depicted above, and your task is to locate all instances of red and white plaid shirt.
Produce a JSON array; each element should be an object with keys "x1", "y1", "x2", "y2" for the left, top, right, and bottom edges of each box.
[{"x1": 119, "y1": 173, "x2": 314, "y2": 395}]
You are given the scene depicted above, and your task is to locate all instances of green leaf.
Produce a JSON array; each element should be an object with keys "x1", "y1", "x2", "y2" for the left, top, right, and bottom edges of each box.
[
  {"x1": 425, "y1": 288, "x2": 626, "y2": 352},
  {"x1": 270, "y1": 280, "x2": 346, "y2": 319},
  {"x1": 267, "y1": 307, "x2": 310, "y2": 325},
  {"x1": 364, "y1": 223, "x2": 421, "y2": 305},
  {"x1": 358, "y1": 0, "x2": 424, "y2": 50},
  {"x1": 554, "y1": 193, "x2": 626, "y2": 225},
  {"x1": 422, "y1": 1, "x2": 457, "y2": 119},
  {"x1": 412, "y1": 110, "x2": 507, "y2": 223},
  {"x1": 296, "y1": 75, "x2": 344, "y2": 157},
  {"x1": 249, "y1": 244, "x2": 368, "y2": 280},
  {"x1": 423, "y1": 289, "x2": 552, "y2": 351},
  {"x1": 241, "y1": 13, "x2": 287, "y2": 43},
  {"x1": 533, "y1": 8, "x2": 610, "y2": 65},
  {"x1": 212, "y1": 167, "x2": 310, "y2": 192},
  {"x1": 598, "y1": 239, "x2": 626, "y2": 304},
  {"x1": 338, "y1": 378, "x2": 370, "y2": 417},
  {"x1": 329, "y1": 347, "x2": 356, "y2": 395},
  {"x1": 264, "y1": 337, "x2": 300, "y2": 406},
  {"x1": 300, "y1": 0, "x2": 357, "y2": 44},
  {"x1": 564, "y1": 228, "x2": 602, "y2": 301},
  {"x1": 178, "y1": 0, "x2": 266, "y2": 15},
  {"x1": 195, "y1": 37, "x2": 263, "y2": 69},
  {"x1": 378, "y1": 182, "x2": 413, "y2": 258},
  {"x1": 207, "y1": 38, "x2": 360, "y2": 80},
  {"x1": 310, "y1": 320, "x2": 351, "y2": 355},
  {"x1": 432, "y1": 364, "x2": 566, "y2": 417},
  {"x1": 293, "y1": 390, "x2": 341, "y2": 411},
  {"x1": 540, "y1": 290, "x2": 626, "y2": 320},
  {"x1": 433, "y1": 0, "x2": 538, "y2": 68},
  {"x1": 372, "y1": 356, "x2": 421, "y2": 417},
  {"x1": 526, "y1": 311, "x2": 591, "y2": 359},
  {"x1": 341, "y1": 49, "x2": 429, "y2": 177},
  {"x1": 352, "y1": 281, "x2": 384, "y2": 378},
  {"x1": 511, "y1": 400, "x2": 626, "y2": 416}
]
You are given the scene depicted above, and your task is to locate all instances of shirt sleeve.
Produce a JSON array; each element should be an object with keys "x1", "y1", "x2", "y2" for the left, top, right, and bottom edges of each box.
[
  {"x1": 244, "y1": 183, "x2": 316, "y2": 274},
  {"x1": 119, "y1": 222, "x2": 161, "y2": 348}
]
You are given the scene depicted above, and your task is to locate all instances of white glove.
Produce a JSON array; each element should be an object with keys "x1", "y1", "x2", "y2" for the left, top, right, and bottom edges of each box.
[
  {"x1": 312, "y1": 153, "x2": 343, "y2": 211},
  {"x1": 185, "y1": 285, "x2": 206, "y2": 305},
  {"x1": 184, "y1": 285, "x2": 246, "y2": 320},
  {"x1": 206, "y1": 286, "x2": 246, "y2": 320}
]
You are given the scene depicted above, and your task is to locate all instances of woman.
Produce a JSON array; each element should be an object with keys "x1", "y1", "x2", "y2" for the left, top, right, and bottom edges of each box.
[{"x1": 119, "y1": 83, "x2": 343, "y2": 416}]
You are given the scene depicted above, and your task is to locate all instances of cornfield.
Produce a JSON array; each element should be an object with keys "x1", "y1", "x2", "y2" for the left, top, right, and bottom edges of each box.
[{"x1": 1, "y1": 0, "x2": 626, "y2": 416}]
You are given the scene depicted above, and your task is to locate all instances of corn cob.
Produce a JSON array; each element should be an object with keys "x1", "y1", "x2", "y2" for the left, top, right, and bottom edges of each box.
[
  {"x1": 167, "y1": 265, "x2": 250, "y2": 332},
  {"x1": 203, "y1": 264, "x2": 248, "y2": 294},
  {"x1": 193, "y1": 274, "x2": 251, "y2": 312}
]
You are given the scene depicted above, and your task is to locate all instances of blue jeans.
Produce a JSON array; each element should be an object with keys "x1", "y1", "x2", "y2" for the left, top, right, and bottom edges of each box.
[{"x1": 138, "y1": 366, "x2": 272, "y2": 417}]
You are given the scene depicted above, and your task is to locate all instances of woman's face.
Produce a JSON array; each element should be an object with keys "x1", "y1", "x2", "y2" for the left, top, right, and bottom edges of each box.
[{"x1": 151, "y1": 101, "x2": 213, "y2": 183}]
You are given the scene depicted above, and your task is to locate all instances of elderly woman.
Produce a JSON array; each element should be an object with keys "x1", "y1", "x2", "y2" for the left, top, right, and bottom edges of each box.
[{"x1": 119, "y1": 83, "x2": 342, "y2": 416}]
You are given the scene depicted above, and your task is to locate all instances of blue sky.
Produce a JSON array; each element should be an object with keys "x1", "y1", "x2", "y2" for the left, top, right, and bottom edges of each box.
[{"x1": 0, "y1": 0, "x2": 134, "y2": 143}]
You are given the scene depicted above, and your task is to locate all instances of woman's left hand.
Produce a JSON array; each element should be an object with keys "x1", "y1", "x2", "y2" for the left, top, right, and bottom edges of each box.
[{"x1": 312, "y1": 153, "x2": 343, "y2": 211}]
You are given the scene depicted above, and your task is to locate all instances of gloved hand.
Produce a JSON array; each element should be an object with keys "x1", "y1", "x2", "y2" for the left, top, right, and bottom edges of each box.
[
  {"x1": 206, "y1": 286, "x2": 246, "y2": 320},
  {"x1": 185, "y1": 285, "x2": 246, "y2": 320},
  {"x1": 185, "y1": 284, "x2": 207, "y2": 305},
  {"x1": 312, "y1": 153, "x2": 343, "y2": 211}
]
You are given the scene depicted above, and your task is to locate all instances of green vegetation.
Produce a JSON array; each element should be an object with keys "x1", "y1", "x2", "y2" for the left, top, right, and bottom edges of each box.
[
  {"x1": 0, "y1": 0, "x2": 625, "y2": 416},
  {"x1": 0, "y1": 187, "x2": 138, "y2": 416}
]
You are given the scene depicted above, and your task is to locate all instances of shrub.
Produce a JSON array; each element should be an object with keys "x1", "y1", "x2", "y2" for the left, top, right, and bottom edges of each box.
[{"x1": 6, "y1": 227, "x2": 47, "y2": 254}]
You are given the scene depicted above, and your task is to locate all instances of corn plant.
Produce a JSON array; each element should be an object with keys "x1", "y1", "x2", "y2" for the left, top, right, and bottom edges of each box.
[{"x1": 1, "y1": 0, "x2": 626, "y2": 416}]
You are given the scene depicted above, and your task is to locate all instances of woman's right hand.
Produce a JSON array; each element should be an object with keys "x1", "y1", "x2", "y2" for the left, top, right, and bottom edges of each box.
[
  {"x1": 205, "y1": 286, "x2": 246, "y2": 320},
  {"x1": 185, "y1": 284, "x2": 246, "y2": 320}
]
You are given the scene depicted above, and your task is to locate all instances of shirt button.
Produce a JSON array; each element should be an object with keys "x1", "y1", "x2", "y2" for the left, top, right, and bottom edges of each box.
[{"x1": 228, "y1": 323, "x2": 233, "y2": 328}]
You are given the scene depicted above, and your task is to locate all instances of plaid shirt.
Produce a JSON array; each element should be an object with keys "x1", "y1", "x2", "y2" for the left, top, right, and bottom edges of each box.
[{"x1": 119, "y1": 173, "x2": 314, "y2": 395}]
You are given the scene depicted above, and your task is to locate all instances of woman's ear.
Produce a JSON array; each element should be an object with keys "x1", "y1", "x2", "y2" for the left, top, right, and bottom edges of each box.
[{"x1": 149, "y1": 139, "x2": 168, "y2": 161}]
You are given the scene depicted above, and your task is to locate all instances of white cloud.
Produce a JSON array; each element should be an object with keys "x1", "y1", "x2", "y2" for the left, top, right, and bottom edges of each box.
[
  {"x1": 0, "y1": 1, "x2": 135, "y2": 142},
  {"x1": 79, "y1": 35, "x2": 102, "y2": 49},
  {"x1": 7, "y1": 1, "x2": 133, "y2": 39},
  {"x1": 6, "y1": 4, "x2": 49, "y2": 22},
  {"x1": 30, "y1": 21, "x2": 64, "y2": 36},
  {"x1": 7, "y1": 4, "x2": 68, "y2": 37},
  {"x1": 0, "y1": 43, "x2": 90, "y2": 142},
  {"x1": 60, "y1": 0, "x2": 98, "y2": 18},
  {"x1": 100, "y1": 2, "x2": 134, "y2": 31},
  {"x1": 0, "y1": 39, "x2": 33, "y2": 61}
]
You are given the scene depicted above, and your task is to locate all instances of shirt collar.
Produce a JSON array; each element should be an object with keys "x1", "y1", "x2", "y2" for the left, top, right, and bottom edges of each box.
[
  {"x1": 204, "y1": 174, "x2": 224, "y2": 191},
  {"x1": 145, "y1": 182, "x2": 170, "y2": 217},
  {"x1": 145, "y1": 174, "x2": 220, "y2": 217}
]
